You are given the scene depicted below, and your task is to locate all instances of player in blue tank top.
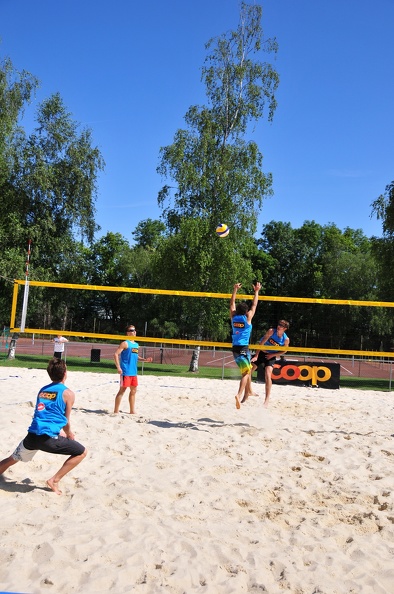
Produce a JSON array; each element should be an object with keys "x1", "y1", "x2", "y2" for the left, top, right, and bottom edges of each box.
[
  {"x1": 0, "y1": 358, "x2": 87, "y2": 495},
  {"x1": 230, "y1": 281, "x2": 261, "y2": 410},
  {"x1": 28, "y1": 382, "x2": 69, "y2": 437},
  {"x1": 248, "y1": 320, "x2": 290, "y2": 408},
  {"x1": 113, "y1": 324, "x2": 153, "y2": 414}
]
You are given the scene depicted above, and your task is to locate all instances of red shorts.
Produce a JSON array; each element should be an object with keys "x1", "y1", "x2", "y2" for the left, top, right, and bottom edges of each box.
[{"x1": 121, "y1": 375, "x2": 138, "y2": 388}]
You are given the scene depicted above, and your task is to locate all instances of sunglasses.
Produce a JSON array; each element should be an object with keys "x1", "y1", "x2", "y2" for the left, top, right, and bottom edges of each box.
[{"x1": 127, "y1": 328, "x2": 136, "y2": 332}]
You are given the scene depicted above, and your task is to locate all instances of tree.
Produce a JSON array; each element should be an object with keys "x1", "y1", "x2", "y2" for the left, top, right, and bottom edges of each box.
[
  {"x1": 0, "y1": 57, "x2": 39, "y2": 320},
  {"x1": 254, "y1": 221, "x2": 378, "y2": 350},
  {"x1": 9, "y1": 93, "x2": 103, "y2": 247},
  {"x1": 370, "y1": 180, "x2": 394, "y2": 344},
  {"x1": 0, "y1": 57, "x2": 39, "y2": 182},
  {"x1": 0, "y1": 56, "x2": 105, "y2": 330},
  {"x1": 132, "y1": 218, "x2": 167, "y2": 250},
  {"x1": 155, "y1": 2, "x2": 279, "y2": 368},
  {"x1": 317, "y1": 225, "x2": 377, "y2": 349},
  {"x1": 371, "y1": 181, "x2": 394, "y2": 237},
  {"x1": 371, "y1": 180, "x2": 394, "y2": 299},
  {"x1": 87, "y1": 232, "x2": 134, "y2": 330},
  {"x1": 370, "y1": 236, "x2": 394, "y2": 301},
  {"x1": 257, "y1": 221, "x2": 299, "y2": 295}
]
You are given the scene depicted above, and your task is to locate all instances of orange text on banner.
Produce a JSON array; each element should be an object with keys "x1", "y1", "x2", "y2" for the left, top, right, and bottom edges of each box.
[{"x1": 272, "y1": 364, "x2": 332, "y2": 385}]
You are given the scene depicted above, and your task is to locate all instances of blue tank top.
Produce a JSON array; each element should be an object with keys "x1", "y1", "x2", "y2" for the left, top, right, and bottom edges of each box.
[
  {"x1": 232, "y1": 314, "x2": 252, "y2": 346},
  {"x1": 262, "y1": 329, "x2": 288, "y2": 353},
  {"x1": 28, "y1": 382, "x2": 68, "y2": 437},
  {"x1": 120, "y1": 340, "x2": 139, "y2": 376}
]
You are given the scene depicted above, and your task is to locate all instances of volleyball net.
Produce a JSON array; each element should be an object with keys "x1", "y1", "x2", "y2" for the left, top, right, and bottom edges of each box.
[{"x1": 9, "y1": 279, "x2": 394, "y2": 360}]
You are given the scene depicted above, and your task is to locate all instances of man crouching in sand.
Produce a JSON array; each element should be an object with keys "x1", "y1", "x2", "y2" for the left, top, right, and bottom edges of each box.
[{"x1": 0, "y1": 358, "x2": 87, "y2": 495}]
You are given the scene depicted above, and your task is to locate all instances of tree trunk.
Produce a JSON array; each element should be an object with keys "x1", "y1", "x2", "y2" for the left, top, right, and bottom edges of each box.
[
  {"x1": 7, "y1": 333, "x2": 18, "y2": 359},
  {"x1": 188, "y1": 345, "x2": 200, "y2": 372}
]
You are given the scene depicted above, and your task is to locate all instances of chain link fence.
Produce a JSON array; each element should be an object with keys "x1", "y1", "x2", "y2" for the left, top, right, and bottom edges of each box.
[{"x1": 2, "y1": 336, "x2": 394, "y2": 389}]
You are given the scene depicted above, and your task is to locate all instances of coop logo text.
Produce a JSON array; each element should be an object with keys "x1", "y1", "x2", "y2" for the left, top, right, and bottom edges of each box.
[{"x1": 273, "y1": 364, "x2": 332, "y2": 383}]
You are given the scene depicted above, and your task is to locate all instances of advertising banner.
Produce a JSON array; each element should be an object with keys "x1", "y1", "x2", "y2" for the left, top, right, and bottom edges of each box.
[{"x1": 257, "y1": 360, "x2": 340, "y2": 389}]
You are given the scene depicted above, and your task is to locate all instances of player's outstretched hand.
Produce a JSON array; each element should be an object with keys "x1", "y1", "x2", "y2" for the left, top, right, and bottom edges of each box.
[{"x1": 253, "y1": 281, "x2": 262, "y2": 292}]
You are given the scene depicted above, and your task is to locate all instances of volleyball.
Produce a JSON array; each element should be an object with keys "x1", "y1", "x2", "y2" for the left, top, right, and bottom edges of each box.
[{"x1": 216, "y1": 223, "x2": 230, "y2": 238}]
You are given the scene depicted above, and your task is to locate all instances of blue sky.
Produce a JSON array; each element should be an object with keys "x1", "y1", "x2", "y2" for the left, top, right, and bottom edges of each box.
[{"x1": 1, "y1": 0, "x2": 393, "y2": 242}]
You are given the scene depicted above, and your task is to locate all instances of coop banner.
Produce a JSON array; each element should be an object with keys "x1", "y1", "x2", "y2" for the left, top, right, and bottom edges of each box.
[{"x1": 257, "y1": 360, "x2": 340, "y2": 389}]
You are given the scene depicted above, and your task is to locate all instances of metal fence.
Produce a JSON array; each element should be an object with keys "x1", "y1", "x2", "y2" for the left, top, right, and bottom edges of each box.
[{"x1": 1, "y1": 336, "x2": 394, "y2": 388}]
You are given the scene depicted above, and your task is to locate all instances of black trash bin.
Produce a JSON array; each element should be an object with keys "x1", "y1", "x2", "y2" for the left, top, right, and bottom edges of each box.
[{"x1": 90, "y1": 348, "x2": 101, "y2": 363}]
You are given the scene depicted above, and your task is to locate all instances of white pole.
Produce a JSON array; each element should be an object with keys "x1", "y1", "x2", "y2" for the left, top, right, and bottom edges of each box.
[{"x1": 20, "y1": 240, "x2": 32, "y2": 332}]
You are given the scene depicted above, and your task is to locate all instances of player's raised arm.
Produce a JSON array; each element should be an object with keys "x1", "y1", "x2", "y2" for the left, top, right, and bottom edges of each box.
[
  {"x1": 230, "y1": 283, "x2": 242, "y2": 318},
  {"x1": 246, "y1": 281, "x2": 261, "y2": 321}
]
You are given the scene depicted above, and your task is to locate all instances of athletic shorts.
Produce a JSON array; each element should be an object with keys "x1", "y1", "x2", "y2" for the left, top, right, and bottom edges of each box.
[
  {"x1": 255, "y1": 351, "x2": 277, "y2": 368},
  {"x1": 12, "y1": 432, "x2": 85, "y2": 462},
  {"x1": 121, "y1": 375, "x2": 138, "y2": 388},
  {"x1": 232, "y1": 346, "x2": 252, "y2": 376}
]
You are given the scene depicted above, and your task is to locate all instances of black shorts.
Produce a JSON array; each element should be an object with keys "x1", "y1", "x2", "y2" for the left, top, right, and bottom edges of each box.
[
  {"x1": 232, "y1": 345, "x2": 250, "y2": 358},
  {"x1": 23, "y1": 432, "x2": 85, "y2": 457},
  {"x1": 255, "y1": 352, "x2": 277, "y2": 368}
]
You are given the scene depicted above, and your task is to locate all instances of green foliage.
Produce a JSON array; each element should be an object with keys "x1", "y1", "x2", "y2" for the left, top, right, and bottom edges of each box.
[
  {"x1": 0, "y1": 55, "x2": 105, "y2": 328},
  {"x1": 256, "y1": 220, "x2": 375, "y2": 299},
  {"x1": 90, "y1": 232, "x2": 132, "y2": 286},
  {"x1": 155, "y1": 3, "x2": 278, "y2": 342},
  {"x1": 371, "y1": 181, "x2": 394, "y2": 237},
  {"x1": 152, "y1": 217, "x2": 257, "y2": 339},
  {"x1": 2, "y1": 23, "x2": 393, "y2": 357},
  {"x1": 157, "y1": 3, "x2": 278, "y2": 236},
  {"x1": 371, "y1": 236, "x2": 394, "y2": 300},
  {"x1": 132, "y1": 218, "x2": 167, "y2": 249},
  {"x1": 9, "y1": 93, "x2": 104, "y2": 245},
  {"x1": 253, "y1": 220, "x2": 385, "y2": 350},
  {"x1": 0, "y1": 57, "x2": 39, "y2": 183},
  {"x1": 371, "y1": 181, "x2": 394, "y2": 328},
  {"x1": 0, "y1": 58, "x2": 38, "y2": 318},
  {"x1": 203, "y1": 2, "x2": 279, "y2": 129}
]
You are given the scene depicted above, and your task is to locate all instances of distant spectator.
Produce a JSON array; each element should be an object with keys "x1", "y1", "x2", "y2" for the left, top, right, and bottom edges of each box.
[{"x1": 53, "y1": 335, "x2": 69, "y2": 359}]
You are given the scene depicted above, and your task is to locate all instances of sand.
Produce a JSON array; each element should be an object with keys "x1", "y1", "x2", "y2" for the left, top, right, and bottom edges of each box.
[{"x1": 0, "y1": 367, "x2": 393, "y2": 594}]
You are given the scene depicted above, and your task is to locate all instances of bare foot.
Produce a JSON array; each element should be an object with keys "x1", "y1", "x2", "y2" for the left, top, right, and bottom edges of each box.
[
  {"x1": 128, "y1": 411, "x2": 136, "y2": 415},
  {"x1": 46, "y1": 478, "x2": 62, "y2": 495},
  {"x1": 263, "y1": 401, "x2": 269, "y2": 409},
  {"x1": 235, "y1": 396, "x2": 241, "y2": 409},
  {"x1": 242, "y1": 391, "x2": 259, "y2": 402}
]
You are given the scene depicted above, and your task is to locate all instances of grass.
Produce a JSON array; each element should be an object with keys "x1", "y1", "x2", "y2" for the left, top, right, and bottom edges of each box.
[
  {"x1": 0, "y1": 353, "x2": 392, "y2": 391},
  {"x1": 0, "y1": 353, "x2": 237, "y2": 380},
  {"x1": 339, "y1": 376, "x2": 392, "y2": 392}
]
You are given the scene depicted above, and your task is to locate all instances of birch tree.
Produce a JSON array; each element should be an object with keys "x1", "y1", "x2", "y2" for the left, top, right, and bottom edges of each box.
[{"x1": 155, "y1": 2, "x2": 279, "y2": 369}]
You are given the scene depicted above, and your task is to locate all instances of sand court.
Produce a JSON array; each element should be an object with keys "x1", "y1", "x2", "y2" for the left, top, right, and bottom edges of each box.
[{"x1": 0, "y1": 367, "x2": 393, "y2": 593}]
